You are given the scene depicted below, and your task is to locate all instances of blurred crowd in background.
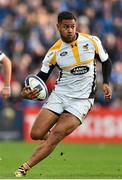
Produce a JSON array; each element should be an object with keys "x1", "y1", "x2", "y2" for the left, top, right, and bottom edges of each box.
[{"x1": 0, "y1": 0, "x2": 122, "y2": 108}]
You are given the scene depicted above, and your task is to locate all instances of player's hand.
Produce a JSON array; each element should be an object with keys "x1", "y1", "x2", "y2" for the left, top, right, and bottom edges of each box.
[
  {"x1": 1, "y1": 86, "x2": 11, "y2": 99},
  {"x1": 21, "y1": 86, "x2": 40, "y2": 100},
  {"x1": 102, "y1": 83, "x2": 112, "y2": 100}
]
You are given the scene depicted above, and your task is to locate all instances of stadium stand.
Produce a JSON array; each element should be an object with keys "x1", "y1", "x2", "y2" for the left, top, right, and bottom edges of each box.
[{"x1": 0, "y1": 0, "x2": 122, "y2": 108}]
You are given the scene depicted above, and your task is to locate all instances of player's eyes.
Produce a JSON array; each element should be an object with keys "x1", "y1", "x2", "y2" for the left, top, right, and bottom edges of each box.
[
  {"x1": 63, "y1": 25, "x2": 68, "y2": 29},
  {"x1": 63, "y1": 25, "x2": 75, "y2": 29},
  {"x1": 71, "y1": 26, "x2": 75, "y2": 29}
]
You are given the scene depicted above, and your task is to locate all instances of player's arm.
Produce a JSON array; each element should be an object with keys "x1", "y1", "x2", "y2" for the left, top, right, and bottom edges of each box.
[
  {"x1": 36, "y1": 65, "x2": 55, "y2": 83},
  {"x1": 36, "y1": 50, "x2": 56, "y2": 82},
  {"x1": 93, "y1": 36, "x2": 112, "y2": 100},
  {"x1": 0, "y1": 52, "x2": 12, "y2": 98},
  {"x1": 101, "y1": 58, "x2": 112, "y2": 100},
  {"x1": 22, "y1": 51, "x2": 56, "y2": 99}
]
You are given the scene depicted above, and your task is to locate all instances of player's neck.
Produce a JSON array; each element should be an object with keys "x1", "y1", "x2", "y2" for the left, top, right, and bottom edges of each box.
[{"x1": 61, "y1": 32, "x2": 79, "y2": 44}]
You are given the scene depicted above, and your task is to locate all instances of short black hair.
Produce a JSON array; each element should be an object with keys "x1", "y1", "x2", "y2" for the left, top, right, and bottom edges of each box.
[{"x1": 58, "y1": 11, "x2": 76, "y2": 23}]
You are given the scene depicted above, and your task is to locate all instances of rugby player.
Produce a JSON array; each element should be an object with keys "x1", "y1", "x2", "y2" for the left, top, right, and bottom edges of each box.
[
  {"x1": 15, "y1": 11, "x2": 112, "y2": 177},
  {"x1": 0, "y1": 51, "x2": 12, "y2": 98}
]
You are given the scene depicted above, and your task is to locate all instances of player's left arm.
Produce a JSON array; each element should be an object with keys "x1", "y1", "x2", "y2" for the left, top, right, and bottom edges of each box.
[
  {"x1": 0, "y1": 53, "x2": 12, "y2": 98},
  {"x1": 36, "y1": 50, "x2": 56, "y2": 82},
  {"x1": 102, "y1": 59, "x2": 112, "y2": 100},
  {"x1": 93, "y1": 36, "x2": 112, "y2": 100},
  {"x1": 21, "y1": 51, "x2": 56, "y2": 99},
  {"x1": 36, "y1": 65, "x2": 55, "y2": 83}
]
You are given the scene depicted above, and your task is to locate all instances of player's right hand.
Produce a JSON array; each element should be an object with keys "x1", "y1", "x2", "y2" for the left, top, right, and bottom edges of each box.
[{"x1": 21, "y1": 86, "x2": 40, "y2": 100}]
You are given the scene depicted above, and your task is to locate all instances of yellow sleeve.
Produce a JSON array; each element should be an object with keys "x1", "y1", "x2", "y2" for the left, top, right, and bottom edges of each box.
[{"x1": 41, "y1": 39, "x2": 62, "y2": 73}]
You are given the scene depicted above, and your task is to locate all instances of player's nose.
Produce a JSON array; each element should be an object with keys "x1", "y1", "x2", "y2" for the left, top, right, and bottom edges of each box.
[{"x1": 67, "y1": 27, "x2": 73, "y2": 33}]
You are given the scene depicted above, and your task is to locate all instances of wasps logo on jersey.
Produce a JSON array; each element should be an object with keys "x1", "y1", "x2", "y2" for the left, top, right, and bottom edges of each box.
[{"x1": 82, "y1": 44, "x2": 89, "y2": 51}]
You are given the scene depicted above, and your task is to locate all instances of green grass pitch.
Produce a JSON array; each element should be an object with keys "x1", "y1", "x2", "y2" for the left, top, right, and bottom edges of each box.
[{"x1": 0, "y1": 141, "x2": 122, "y2": 179}]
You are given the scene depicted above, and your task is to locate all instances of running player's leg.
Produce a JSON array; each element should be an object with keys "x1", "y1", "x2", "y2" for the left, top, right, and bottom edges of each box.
[
  {"x1": 15, "y1": 112, "x2": 80, "y2": 177},
  {"x1": 15, "y1": 108, "x2": 58, "y2": 177},
  {"x1": 25, "y1": 112, "x2": 80, "y2": 168},
  {"x1": 22, "y1": 99, "x2": 93, "y2": 170},
  {"x1": 30, "y1": 108, "x2": 59, "y2": 140},
  {"x1": 30, "y1": 92, "x2": 64, "y2": 140}
]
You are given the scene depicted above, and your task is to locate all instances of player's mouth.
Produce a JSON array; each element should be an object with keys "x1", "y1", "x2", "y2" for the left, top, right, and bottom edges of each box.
[{"x1": 67, "y1": 34, "x2": 73, "y2": 38}]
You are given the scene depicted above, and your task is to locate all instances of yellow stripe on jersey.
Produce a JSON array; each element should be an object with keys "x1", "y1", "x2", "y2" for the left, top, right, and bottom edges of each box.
[
  {"x1": 70, "y1": 41, "x2": 81, "y2": 65},
  {"x1": 49, "y1": 39, "x2": 62, "y2": 52},
  {"x1": 49, "y1": 52, "x2": 56, "y2": 66},
  {"x1": 61, "y1": 58, "x2": 94, "y2": 69},
  {"x1": 80, "y1": 33, "x2": 99, "y2": 54},
  {"x1": 48, "y1": 39, "x2": 62, "y2": 66}
]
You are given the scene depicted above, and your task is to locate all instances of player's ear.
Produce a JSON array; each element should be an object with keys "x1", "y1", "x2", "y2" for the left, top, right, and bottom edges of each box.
[{"x1": 57, "y1": 23, "x2": 60, "y2": 30}]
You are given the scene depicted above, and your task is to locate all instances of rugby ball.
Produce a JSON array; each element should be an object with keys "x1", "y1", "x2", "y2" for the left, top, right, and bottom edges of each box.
[{"x1": 25, "y1": 75, "x2": 48, "y2": 100}]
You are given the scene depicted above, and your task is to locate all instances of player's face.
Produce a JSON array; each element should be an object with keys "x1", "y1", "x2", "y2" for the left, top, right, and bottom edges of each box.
[{"x1": 57, "y1": 19, "x2": 76, "y2": 43}]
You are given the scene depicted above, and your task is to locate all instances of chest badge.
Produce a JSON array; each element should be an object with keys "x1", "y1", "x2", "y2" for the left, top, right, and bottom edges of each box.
[
  {"x1": 83, "y1": 43, "x2": 89, "y2": 51},
  {"x1": 60, "y1": 51, "x2": 68, "y2": 56}
]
